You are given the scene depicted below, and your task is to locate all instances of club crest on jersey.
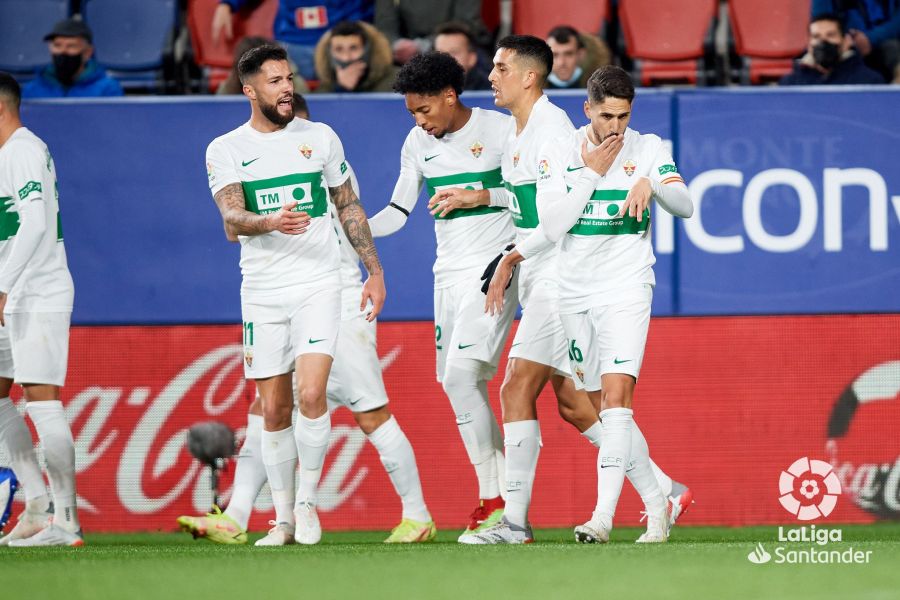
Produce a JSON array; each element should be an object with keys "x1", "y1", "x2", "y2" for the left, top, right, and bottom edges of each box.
[
  {"x1": 575, "y1": 365, "x2": 585, "y2": 384},
  {"x1": 299, "y1": 144, "x2": 313, "y2": 159},
  {"x1": 244, "y1": 349, "x2": 253, "y2": 368},
  {"x1": 623, "y1": 159, "x2": 636, "y2": 177},
  {"x1": 538, "y1": 159, "x2": 550, "y2": 179},
  {"x1": 470, "y1": 141, "x2": 484, "y2": 158},
  {"x1": 206, "y1": 161, "x2": 215, "y2": 183},
  {"x1": 513, "y1": 151, "x2": 520, "y2": 167}
]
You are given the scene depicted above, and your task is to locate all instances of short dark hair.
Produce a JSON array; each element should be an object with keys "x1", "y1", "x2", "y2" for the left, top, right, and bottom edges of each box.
[
  {"x1": 293, "y1": 93, "x2": 309, "y2": 118},
  {"x1": 547, "y1": 25, "x2": 584, "y2": 49},
  {"x1": 0, "y1": 72, "x2": 21, "y2": 111},
  {"x1": 393, "y1": 51, "x2": 465, "y2": 96},
  {"x1": 434, "y1": 21, "x2": 477, "y2": 52},
  {"x1": 587, "y1": 65, "x2": 635, "y2": 104},
  {"x1": 330, "y1": 20, "x2": 367, "y2": 42},
  {"x1": 496, "y1": 35, "x2": 553, "y2": 83},
  {"x1": 811, "y1": 12, "x2": 846, "y2": 36},
  {"x1": 237, "y1": 44, "x2": 288, "y2": 84}
]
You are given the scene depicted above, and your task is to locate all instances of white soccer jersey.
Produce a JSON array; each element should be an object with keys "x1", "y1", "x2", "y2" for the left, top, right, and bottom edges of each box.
[
  {"x1": 392, "y1": 107, "x2": 515, "y2": 288},
  {"x1": 542, "y1": 126, "x2": 687, "y2": 314},
  {"x1": 206, "y1": 118, "x2": 350, "y2": 292},
  {"x1": 501, "y1": 96, "x2": 574, "y2": 301},
  {"x1": 0, "y1": 127, "x2": 74, "y2": 312}
]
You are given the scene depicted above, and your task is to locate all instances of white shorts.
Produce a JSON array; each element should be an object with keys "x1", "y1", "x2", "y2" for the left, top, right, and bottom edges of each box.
[
  {"x1": 240, "y1": 280, "x2": 341, "y2": 379},
  {"x1": 434, "y1": 269, "x2": 518, "y2": 383},
  {"x1": 559, "y1": 284, "x2": 653, "y2": 391},
  {"x1": 0, "y1": 312, "x2": 71, "y2": 386},
  {"x1": 508, "y1": 291, "x2": 571, "y2": 377},
  {"x1": 326, "y1": 311, "x2": 389, "y2": 413}
]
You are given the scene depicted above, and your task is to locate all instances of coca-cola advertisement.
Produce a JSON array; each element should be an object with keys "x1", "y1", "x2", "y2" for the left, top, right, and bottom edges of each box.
[{"x1": 3, "y1": 315, "x2": 898, "y2": 532}]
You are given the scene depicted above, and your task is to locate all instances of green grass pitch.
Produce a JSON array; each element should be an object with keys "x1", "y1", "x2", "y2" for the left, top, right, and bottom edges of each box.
[{"x1": 2, "y1": 524, "x2": 898, "y2": 600}]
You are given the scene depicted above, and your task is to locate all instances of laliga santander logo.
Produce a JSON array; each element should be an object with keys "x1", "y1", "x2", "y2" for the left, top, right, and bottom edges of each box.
[{"x1": 778, "y1": 457, "x2": 842, "y2": 521}]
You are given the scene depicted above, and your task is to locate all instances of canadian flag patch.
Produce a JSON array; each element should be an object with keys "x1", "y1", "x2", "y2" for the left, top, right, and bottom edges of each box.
[{"x1": 296, "y1": 6, "x2": 328, "y2": 29}]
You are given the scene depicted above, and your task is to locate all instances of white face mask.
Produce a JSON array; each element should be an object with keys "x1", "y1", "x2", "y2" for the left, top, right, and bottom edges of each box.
[{"x1": 547, "y1": 65, "x2": 583, "y2": 88}]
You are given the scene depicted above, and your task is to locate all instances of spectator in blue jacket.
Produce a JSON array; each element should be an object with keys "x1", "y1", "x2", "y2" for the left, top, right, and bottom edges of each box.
[
  {"x1": 212, "y1": 1, "x2": 374, "y2": 80},
  {"x1": 780, "y1": 13, "x2": 884, "y2": 85},
  {"x1": 22, "y1": 18, "x2": 123, "y2": 98},
  {"x1": 812, "y1": 0, "x2": 900, "y2": 80}
]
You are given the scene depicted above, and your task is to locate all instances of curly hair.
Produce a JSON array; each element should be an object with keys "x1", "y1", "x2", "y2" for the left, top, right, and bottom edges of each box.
[{"x1": 393, "y1": 51, "x2": 465, "y2": 96}]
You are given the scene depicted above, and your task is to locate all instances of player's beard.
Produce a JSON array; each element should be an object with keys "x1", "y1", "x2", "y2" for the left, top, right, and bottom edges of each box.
[{"x1": 260, "y1": 96, "x2": 294, "y2": 127}]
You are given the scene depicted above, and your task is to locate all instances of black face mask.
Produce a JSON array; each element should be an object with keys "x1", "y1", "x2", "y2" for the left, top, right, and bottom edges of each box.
[
  {"x1": 52, "y1": 53, "x2": 84, "y2": 86},
  {"x1": 813, "y1": 41, "x2": 842, "y2": 70}
]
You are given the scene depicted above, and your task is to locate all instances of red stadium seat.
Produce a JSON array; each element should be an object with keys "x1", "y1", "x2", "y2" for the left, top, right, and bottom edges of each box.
[
  {"x1": 729, "y1": 0, "x2": 811, "y2": 84},
  {"x1": 618, "y1": 0, "x2": 718, "y2": 86},
  {"x1": 513, "y1": 0, "x2": 610, "y2": 37},
  {"x1": 187, "y1": 0, "x2": 278, "y2": 92}
]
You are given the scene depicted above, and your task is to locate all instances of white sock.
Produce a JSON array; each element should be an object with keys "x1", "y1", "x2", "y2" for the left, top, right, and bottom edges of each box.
[
  {"x1": 367, "y1": 416, "x2": 431, "y2": 523},
  {"x1": 26, "y1": 401, "x2": 79, "y2": 532},
  {"x1": 503, "y1": 420, "x2": 541, "y2": 528},
  {"x1": 294, "y1": 412, "x2": 331, "y2": 506},
  {"x1": 583, "y1": 417, "x2": 674, "y2": 498},
  {"x1": 442, "y1": 364, "x2": 502, "y2": 499},
  {"x1": 260, "y1": 426, "x2": 297, "y2": 525},
  {"x1": 592, "y1": 407, "x2": 632, "y2": 527},
  {"x1": 581, "y1": 420, "x2": 602, "y2": 448},
  {"x1": 0, "y1": 397, "x2": 49, "y2": 512},
  {"x1": 224, "y1": 414, "x2": 266, "y2": 530},
  {"x1": 624, "y1": 419, "x2": 666, "y2": 515}
]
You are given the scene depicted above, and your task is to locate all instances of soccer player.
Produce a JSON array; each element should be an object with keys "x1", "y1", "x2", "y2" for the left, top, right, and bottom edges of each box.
[
  {"x1": 435, "y1": 37, "x2": 689, "y2": 544},
  {"x1": 0, "y1": 72, "x2": 82, "y2": 547},
  {"x1": 367, "y1": 51, "x2": 519, "y2": 538},
  {"x1": 205, "y1": 45, "x2": 385, "y2": 545},
  {"x1": 535, "y1": 66, "x2": 694, "y2": 543}
]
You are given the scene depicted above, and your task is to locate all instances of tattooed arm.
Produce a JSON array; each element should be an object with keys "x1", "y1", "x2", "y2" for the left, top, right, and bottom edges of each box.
[
  {"x1": 213, "y1": 182, "x2": 310, "y2": 236},
  {"x1": 329, "y1": 178, "x2": 386, "y2": 321}
]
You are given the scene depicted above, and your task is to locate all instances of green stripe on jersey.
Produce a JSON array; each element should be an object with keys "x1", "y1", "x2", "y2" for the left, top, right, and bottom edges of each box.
[
  {"x1": 505, "y1": 181, "x2": 539, "y2": 229},
  {"x1": 0, "y1": 197, "x2": 17, "y2": 241},
  {"x1": 241, "y1": 172, "x2": 327, "y2": 217},
  {"x1": 426, "y1": 168, "x2": 506, "y2": 220},
  {"x1": 568, "y1": 189, "x2": 650, "y2": 235}
]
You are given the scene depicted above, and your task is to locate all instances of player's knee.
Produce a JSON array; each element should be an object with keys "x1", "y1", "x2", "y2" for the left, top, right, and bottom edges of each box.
[
  {"x1": 354, "y1": 407, "x2": 390, "y2": 435},
  {"x1": 261, "y1": 401, "x2": 293, "y2": 430},
  {"x1": 297, "y1": 383, "x2": 327, "y2": 414}
]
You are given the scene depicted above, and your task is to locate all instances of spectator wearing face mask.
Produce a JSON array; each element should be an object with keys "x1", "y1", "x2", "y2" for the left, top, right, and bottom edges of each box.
[
  {"x1": 313, "y1": 20, "x2": 396, "y2": 92},
  {"x1": 780, "y1": 13, "x2": 884, "y2": 85},
  {"x1": 22, "y1": 18, "x2": 123, "y2": 98}
]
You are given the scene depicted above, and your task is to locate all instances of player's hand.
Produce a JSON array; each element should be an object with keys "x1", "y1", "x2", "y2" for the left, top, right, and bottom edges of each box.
[
  {"x1": 581, "y1": 134, "x2": 623, "y2": 177},
  {"x1": 336, "y1": 61, "x2": 367, "y2": 91},
  {"x1": 360, "y1": 271, "x2": 386, "y2": 322},
  {"x1": 211, "y1": 3, "x2": 234, "y2": 43},
  {"x1": 620, "y1": 177, "x2": 652, "y2": 222},
  {"x1": 850, "y1": 29, "x2": 872, "y2": 56},
  {"x1": 0, "y1": 292, "x2": 6, "y2": 327},
  {"x1": 484, "y1": 256, "x2": 515, "y2": 316},
  {"x1": 428, "y1": 187, "x2": 487, "y2": 217},
  {"x1": 480, "y1": 244, "x2": 515, "y2": 294},
  {"x1": 266, "y1": 202, "x2": 311, "y2": 235}
]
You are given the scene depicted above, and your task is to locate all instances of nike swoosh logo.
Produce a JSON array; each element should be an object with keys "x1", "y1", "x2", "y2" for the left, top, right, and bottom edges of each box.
[
  {"x1": 613, "y1": 358, "x2": 632, "y2": 364},
  {"x1": 600, "y1": 465, "x2": 620, "y2": 469},
  {"x1": 566, "y1": 165, "x2": 584, "y2": 172},
  {"x1": 242, "y1": 157, "x2": 261, "y2": 167},
  {"x1": 458, "y1": 343, "x2": 476, "y2": 350},
  {"x1": 424, "y1": 155, "x2": 440, "y2": 162},
  {"x1": 309, "y1": 338, "x2": 327, "y2": 344},
  {"x1": 349, "y1": 398, "x2": 360, "y2": 405}
]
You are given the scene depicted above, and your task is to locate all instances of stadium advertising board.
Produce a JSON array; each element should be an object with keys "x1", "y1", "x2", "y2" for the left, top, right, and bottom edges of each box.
[{"x1": 7, "y1": 318, "x2": 896, "y2": 532}]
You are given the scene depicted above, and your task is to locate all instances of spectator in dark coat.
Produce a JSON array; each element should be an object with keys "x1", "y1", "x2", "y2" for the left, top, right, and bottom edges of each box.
[{"x1": 433, "y1": 22, "x2": 491, "y2": 91}]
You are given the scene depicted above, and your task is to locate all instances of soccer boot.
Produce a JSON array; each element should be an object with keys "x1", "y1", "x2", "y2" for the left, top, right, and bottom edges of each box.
[
  {"x1": 177, "y1": 506, "x2": 247, "y2": 545},
  {"x1": 8, "y1": 524, "x2": 84, "y2": 547},
  {"x1": 254, "y1": 521, "x2": 295, "y2": 546},
  {"x1": 458, "y1": 517, "x2": 534, "y2": 544},
  {"x1": 0, "y1": 504, "x2": 53, "y2": 546},
  {"x1": 384, "y1": 518, "x2": 437, "y2": 543},
  {"x1": 667, "y1": 486, "x2": 694, "y2": 532},
  {"x1": 294, "y1": 502, "x2": 321, "y2": 545},
  {"x1": 0, "y1": 468, "x2": 18, "y2": 532},
  {"x1": 636, "y1": 505, "x2": 670, "y2": 543},
  {"x1": 458, "y1": 496, "x2": 505, "y2": 541},
  {"x1": 574, "y1": 519, "x2": 611, "y2": 544}
]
